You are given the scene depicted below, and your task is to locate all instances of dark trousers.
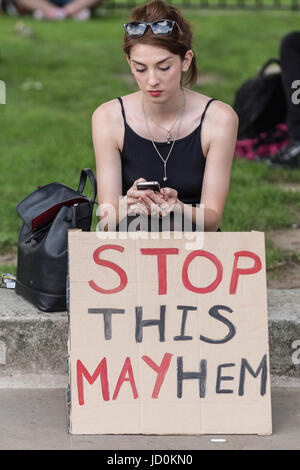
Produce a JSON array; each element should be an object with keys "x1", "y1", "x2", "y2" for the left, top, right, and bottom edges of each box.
[{"x1": 280, "y1": 31, "x2": 300, "y2": 140}]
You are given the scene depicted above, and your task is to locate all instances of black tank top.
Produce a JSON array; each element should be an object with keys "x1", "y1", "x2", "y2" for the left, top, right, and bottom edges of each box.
[{"x1": 118, "y1": 96, "x2": 216, "y2": 205}]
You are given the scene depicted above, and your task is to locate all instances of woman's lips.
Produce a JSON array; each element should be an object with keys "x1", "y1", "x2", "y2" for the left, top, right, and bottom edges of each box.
[{"x1": 149, "y1": 91, "x2": 163, "y2": 97}]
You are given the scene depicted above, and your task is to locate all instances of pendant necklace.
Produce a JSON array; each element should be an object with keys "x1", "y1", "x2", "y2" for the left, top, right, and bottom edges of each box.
[
  {"x1": 142, "y1": 90, "x2": 186, "y2": 182},
  {"x1": 149, "y1": 110, "x2": 181, "y2": 144}
]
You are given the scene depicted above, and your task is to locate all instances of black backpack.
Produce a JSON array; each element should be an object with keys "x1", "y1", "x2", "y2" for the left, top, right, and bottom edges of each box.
[
  {"x1": 15, "y1": 168, "x2": 97, "y2": 312},
  {"x1": 233, "y1": 58, "x2": 287, "y2": 140}
]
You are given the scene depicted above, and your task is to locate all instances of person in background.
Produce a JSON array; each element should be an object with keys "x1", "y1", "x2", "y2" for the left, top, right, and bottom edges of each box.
[
  {"x1": 269, "y1": 32, "x2": 300, "y2": 168},
  {"x1": 9, "y1": 0, "x2": 101, "y2": 20}
]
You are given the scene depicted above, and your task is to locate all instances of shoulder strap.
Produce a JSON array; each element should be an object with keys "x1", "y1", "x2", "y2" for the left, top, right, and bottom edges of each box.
[
  {"x1": 117, "y1": 96, "x2": 126, "y2": 124},
  {"x1": 199, "y1": 98, "x2": 216, "y2": 128}
]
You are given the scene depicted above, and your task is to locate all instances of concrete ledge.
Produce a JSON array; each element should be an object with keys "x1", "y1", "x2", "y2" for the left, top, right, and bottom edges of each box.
[
  {"x1": 267, "y1": 289, "x2": 300, "y2": 378},
  {"x1": 0, "y1": 288, "x2": 299, "y2": 388},
  {"x1": 0, "y1": 290, "x2": 67, "y2": 383}
]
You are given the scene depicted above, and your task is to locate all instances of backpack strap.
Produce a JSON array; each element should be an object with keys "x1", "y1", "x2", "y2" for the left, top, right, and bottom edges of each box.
[{"x1": 260, "y1": 58, "x2": 281, "y2": 76}]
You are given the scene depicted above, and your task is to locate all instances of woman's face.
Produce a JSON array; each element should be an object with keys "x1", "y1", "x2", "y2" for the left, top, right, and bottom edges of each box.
[{"x1": 127, "y1": 44, "x2": 192, "y2": 101}]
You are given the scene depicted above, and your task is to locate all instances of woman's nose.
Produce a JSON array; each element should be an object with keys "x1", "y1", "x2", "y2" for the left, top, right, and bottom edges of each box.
[{"x1": 147, "y1": 70, "x2": 159, "y2": 87}]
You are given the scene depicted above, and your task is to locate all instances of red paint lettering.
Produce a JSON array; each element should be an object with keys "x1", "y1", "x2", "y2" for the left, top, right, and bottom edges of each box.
[
  {"x1": 142, "y1": 353, "x2": 173, "y2": 398},
  {"x1": 140, "y1": 248, "x2": 179, "y2": 295},
  {"x1": 112, "y1": 357, "x2": 138, "y2": 400},
  {"x1": 230, "y1": 251, "x2": 262, "y2": 294},
  {"x1": 77, "y1": 358, "x2": 109, "y2": 406},
  {"x1": 89, "y1": 244, "x2": 128, "y2": 294},
  {"x1": 182, "y1": 250, "x2": 223, "y2": 293}
]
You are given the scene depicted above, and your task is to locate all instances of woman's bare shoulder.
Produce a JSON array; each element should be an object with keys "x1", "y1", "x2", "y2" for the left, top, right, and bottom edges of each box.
[
  {"x1": 92, "y1": 98, "x2": 127, "y2": 152},
  {"x1": 197, "y1": 94, "x2": 239, "y2": 128},
  {"x1": 187, "y1": 89, "x2": 238, "y2": 123},
  {"x1": 92, "y1": 92, "x2": 139, "y2": 121},
  {"x1": 92, "y1": 98, "x2": 123, "y2": 126}
]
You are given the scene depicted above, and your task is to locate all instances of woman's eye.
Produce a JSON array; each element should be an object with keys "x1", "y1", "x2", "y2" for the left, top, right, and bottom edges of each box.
[{"x1": 135, "y1": 67, "x2": 170, "y2": 73}]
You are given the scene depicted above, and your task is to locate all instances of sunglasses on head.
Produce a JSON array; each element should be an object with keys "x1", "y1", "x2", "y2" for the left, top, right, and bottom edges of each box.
[{"x1": 123, "y1": 19, "x2": 182, "y2": 39}]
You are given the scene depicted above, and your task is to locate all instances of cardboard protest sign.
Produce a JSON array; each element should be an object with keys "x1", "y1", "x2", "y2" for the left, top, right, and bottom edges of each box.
[{"x1": 67, "y1": 230, "x2": 272, "y2": 435}]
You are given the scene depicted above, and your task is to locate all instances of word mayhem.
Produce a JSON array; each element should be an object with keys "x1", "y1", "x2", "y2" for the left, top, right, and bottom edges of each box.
[
  {"x1": 77, "y1": 353, "x2": 268, "y2": 405},
  {"x1": 88, "y1": 245, "x2": 262, "y2": 295}
]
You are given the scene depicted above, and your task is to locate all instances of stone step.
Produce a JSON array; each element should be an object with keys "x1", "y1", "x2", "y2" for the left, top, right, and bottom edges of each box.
[{"x1": 0, "y1": 288, "x2": 299, "y2": 388}]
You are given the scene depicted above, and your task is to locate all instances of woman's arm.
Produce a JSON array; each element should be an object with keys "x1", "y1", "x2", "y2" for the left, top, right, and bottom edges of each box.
[
  {"x1": 169, "y1": 102, "x2": 239, "y2": 231},
  {"x1": 199, "y1": 102, "x2": 239, "y2": 231},
  {"x1": 92, "y1": 102, "x2": 125, "y2": 231}
]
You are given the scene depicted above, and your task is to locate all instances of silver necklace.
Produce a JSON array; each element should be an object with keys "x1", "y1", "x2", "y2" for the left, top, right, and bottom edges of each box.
[
  {"x1": 148, "y1": 110, "x2": 181, "y2": 144},
  {"x1": 142, "y1": 90, "x2": 186, "y2": 182}
]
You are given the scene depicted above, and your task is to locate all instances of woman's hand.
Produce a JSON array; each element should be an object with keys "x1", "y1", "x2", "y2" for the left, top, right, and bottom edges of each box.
[
  {"x1": 159, "y1": 187, "x2": 179, "y2": 215},
  {"x1": 126, "y1": 178, "x2": 165, "y2": 216}
]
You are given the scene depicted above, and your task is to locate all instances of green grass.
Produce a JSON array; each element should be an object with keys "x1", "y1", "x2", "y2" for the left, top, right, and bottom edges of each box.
[
  {"x1": 1, "y1": 11, "x2": 300, "y2": 270},
  {"x1": 0, "y1": 264, "x2": 17, "y2": 276},
  {"x1": 101, "y1": 0, "x2": 298, "y2": 8}
]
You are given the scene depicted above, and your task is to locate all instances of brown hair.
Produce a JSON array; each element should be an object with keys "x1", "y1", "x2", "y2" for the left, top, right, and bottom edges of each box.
[{"x1": 123, "y1": 0, "x2": 197, "y2": 87}]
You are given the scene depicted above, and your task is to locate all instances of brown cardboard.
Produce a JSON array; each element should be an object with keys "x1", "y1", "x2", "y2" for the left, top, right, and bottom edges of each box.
[{"x1": 67, "y1": 231, "x2": 272, "y2": 435}]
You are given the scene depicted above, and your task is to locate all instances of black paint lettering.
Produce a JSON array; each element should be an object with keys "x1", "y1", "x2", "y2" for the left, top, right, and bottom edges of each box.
[
  {"x1": 88, "y1": 308, "x2": 125, "y2": 340},
  {"x1": 238, "y1": 354, "x2": 268, "y2": 396},
  {"x1": 135, "y1": 305, "x2": 166, "y2": 343},
  {"x1": 200, "y1": 305, "x2": 236, "y2": 344},
  {"x1": 177, "y1": 357, "x2": 207, "y2": 398},
  {"x1": 216, "y1": 363, "x2": 235, "y2": 394},
  {"x1": 173, "y1": 305, "x2": 196, "y2": 341}
]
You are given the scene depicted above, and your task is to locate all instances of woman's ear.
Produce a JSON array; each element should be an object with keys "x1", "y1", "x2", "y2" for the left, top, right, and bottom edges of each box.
[
  {"x1": 181, "y1": 49, "x2": 194, "y2": 72},
  {"x1": 126, "y1": 55, "x2": 131, "y2": 67}
]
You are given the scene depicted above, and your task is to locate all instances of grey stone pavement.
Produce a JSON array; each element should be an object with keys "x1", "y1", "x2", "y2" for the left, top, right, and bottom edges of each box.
[{"x1": 0, "y1": 387, "x2": 299, "y2": 450}]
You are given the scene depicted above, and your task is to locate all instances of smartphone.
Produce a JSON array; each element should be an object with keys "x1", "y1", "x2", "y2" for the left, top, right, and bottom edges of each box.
[{"x1": 136, "y1": 181, "x2": 161, "y2": 193}]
